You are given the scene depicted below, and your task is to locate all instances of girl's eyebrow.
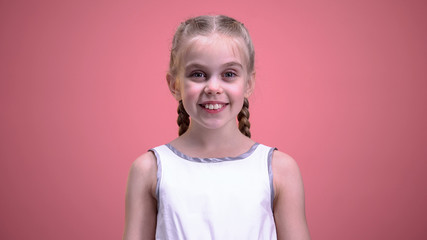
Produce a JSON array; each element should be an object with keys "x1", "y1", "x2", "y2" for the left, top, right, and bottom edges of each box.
[
  {"x1": 185, "y1": 62, "x2": 243, "y2": 70},
  {"x1": 185, "y1": 63, "x2": 206, "y2": 70},
  {"x1": 222, "y1": 62, "x2": 243, "y2": 69}
]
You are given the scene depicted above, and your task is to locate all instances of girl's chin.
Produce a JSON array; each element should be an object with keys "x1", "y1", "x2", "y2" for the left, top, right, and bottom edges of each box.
[{"x1": 191, "y1": 119, "x2": 237, "y2": 131}]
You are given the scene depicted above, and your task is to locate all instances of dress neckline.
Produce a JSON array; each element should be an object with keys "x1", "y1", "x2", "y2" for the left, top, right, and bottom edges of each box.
[{"x1": 165, "y1": 143, "x2": 260, "y2": 163}]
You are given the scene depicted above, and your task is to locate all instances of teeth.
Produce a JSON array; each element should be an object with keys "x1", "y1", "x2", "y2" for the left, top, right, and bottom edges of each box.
[{"x1": 204, "y1": 104, "x2": 223, "y2": 110}]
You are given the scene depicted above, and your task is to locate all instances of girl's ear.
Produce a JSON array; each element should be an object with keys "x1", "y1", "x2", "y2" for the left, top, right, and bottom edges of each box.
[
  {"x1": 244, "y1": 72, "x2": 256, "y2": 97},
  {"x1": 167, "y1": 73, "x2": 181, "y2": 100}
]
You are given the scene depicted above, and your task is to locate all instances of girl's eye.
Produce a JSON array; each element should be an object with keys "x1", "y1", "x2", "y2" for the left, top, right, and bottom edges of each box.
[
  {"x1": 190, "y1": 72, "x2": 206, "y2": 78},
  {"x1": 223, "y1": 72, "x2": 237, "y2": 78},
  {"x1": 223, "y1": 71, "x2": 237, "y2": 78}
]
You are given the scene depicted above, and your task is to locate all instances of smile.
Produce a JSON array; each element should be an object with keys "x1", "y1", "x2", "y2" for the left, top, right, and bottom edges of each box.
[
  {"x1": 198, "y1": 102, "x2": 229, "y2": 112},
  {"x1": 204, "y1": 103, "x2": 223, "y2": 110}
]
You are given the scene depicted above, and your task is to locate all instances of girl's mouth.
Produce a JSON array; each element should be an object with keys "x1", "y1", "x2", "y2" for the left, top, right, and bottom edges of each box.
[
  {"x1": 204, "y1": 103, "x2": 223, "y2": 110},
  {"x1": 199, "y1": 103, "x2": 229, "y2": 112}
]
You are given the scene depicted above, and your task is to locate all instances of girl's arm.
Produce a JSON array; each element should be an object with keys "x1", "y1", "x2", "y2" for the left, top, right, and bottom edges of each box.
[
  {"x1": 123, "y1": 152, "x2": 158, "y2": 240},
  {"x1": 272, "y1": 150, "x2": 311, "y2": 240}
]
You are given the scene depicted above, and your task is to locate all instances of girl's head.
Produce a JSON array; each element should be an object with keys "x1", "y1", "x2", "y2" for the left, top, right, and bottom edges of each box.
[
  {"x1": 169, "y1": 15, "x2": 255, "y2": 78},
  {"x1": 167, "y1": 15, "x2": 255, "y2": 137}
]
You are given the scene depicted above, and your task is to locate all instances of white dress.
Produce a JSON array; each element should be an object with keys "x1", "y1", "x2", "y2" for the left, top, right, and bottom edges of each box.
[{"x1": 150, "y1": 143, "x2": 277, "y2": 240}]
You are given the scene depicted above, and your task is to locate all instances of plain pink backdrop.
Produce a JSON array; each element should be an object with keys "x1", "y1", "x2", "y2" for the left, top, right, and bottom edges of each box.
[{"x1": 1, "y1": 0, "x2": 426, "y2": 239}]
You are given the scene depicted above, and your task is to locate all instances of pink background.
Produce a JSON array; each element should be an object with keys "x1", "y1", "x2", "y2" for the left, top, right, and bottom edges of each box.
[{"x1": 1, "y1": 0, "x2": 426, "y2": 239}]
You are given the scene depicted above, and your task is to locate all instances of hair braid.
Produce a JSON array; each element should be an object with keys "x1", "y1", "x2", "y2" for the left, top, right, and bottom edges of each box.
[
  {"x1": 177, "y1": 100, "x2": 190, "y2": 136},
  {"x1": 238, "y1": 98, "x2": 251, "y2": 138}
]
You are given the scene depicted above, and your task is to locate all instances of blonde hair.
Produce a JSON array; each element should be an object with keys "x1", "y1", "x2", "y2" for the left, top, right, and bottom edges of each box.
[{"x1": 170, "y1": 15, "x2": 254, "y2": 138}]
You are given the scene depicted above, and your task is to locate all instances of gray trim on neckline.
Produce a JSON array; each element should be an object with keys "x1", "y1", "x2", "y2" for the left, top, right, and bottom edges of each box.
[
  {"x1": 165, "y1": 142, "x2": 260, "y2": 163},
  {"x1": 148, "y1": 148, "x2": 162, "y2": 207},
  {"x1": 267, "y1": 147, "x2": 278, "y2": 210}
]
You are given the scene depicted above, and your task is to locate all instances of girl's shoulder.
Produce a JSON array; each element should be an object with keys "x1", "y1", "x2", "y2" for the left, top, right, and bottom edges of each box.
[
  {"x1": 271, "y1": 150, "x2": 299, "y2": 172},
  {"x1": 123, "y1": 151, "x2": 158, "y2": 238},
  {"x1": 270, "y1": 150, "x2": 310, "y2": 239},
  {"x1": 132, "y1": 151, "x2": 157, "y2": 174},
  {"x1": 127, "y1": 151, "x2": 157, "y2": 197},
  {"x1": 271, "y1": 150, "x2": 304, "y2": 194}
]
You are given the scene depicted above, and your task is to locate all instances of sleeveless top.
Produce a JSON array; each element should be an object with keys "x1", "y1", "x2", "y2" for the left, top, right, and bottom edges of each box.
[{"x1": 150, "y1": 143, "x2": 277, "y2": 240}]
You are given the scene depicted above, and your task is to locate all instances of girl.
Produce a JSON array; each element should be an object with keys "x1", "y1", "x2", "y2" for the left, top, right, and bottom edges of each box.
[{"x1": 123, "y1": 15, "x2": 310, "y2": 240}]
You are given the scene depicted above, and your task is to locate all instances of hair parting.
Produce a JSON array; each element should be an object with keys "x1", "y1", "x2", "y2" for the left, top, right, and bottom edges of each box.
[{"x1": 169, "y1": 15, "x2": 255, "y2": 79}]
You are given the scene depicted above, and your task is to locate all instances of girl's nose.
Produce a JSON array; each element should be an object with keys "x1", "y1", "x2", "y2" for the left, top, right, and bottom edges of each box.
[{"x1": 204, "y1": 77, "x2": 223, "y2": 95}]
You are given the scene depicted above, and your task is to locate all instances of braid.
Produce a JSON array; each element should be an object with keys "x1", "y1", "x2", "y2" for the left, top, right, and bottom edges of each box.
[
  {"x1": 177, "y1": 100, "x2": 190, "y2": 136},
  {"x1": 238, "y1": 98, "x2": 251, "y2": 138}
]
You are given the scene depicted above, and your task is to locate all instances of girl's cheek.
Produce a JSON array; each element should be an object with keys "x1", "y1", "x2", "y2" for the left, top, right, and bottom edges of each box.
[
  {"x1": 184, "y1": 82, "x2": 200, "y2": 91},
  {"x1": 227, "y1": 83, "x2": 246, "y2": 95},
  {"x1": 182, "y1": 82, "x2": 204, "y2": 97}
]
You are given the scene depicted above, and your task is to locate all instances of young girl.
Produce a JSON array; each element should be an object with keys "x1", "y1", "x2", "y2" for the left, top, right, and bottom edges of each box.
[{"x1": 123, "y1": 15, "x2": 310, "y2": 240}]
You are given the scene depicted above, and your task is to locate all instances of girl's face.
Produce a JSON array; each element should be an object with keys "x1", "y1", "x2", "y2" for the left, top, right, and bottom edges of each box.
[{"x1": 168, "y1": 34, "x2": 254, "y2": 131}]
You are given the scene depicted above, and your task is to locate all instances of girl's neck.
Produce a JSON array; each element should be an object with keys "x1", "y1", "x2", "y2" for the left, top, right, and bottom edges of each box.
[{"x1": 170, "y1": 122, "x2": 255, "y2": 158}]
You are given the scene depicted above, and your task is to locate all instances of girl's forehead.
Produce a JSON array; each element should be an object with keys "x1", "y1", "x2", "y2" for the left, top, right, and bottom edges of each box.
[{"x1": 181, "y1": 34, "x2": 249, "y2": 66}]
